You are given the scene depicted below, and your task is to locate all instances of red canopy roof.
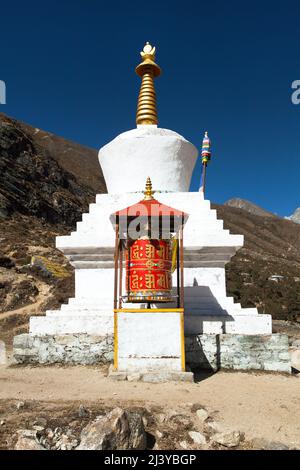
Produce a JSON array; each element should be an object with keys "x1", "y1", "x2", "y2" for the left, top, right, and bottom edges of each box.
[{"x1": 112, "y1": 196, "x2": 187, "y2": 219}]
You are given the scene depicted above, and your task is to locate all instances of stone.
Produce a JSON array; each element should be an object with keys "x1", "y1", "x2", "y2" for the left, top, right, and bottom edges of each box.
[
  {"x1": 141, "y1": 371, "x2": 194, "y2": 383},
  {"x1": 156, "y1": 413, "x2": 166, "y2": 424},
  {"x1": 126, "y1": 410, "x2": 147, "y2": 450},
  {"x1": 188, "y1": 431, "x2": 207, "y2": 446},
  {"x1": 15, "y1": 430, "x2": 45, "y2": 451},
  {"x1": 290, "y1": 348, "x2": 300, "y2": 372},
  {"x1": 212, "y1": 431, "x2": 244, "y2": 448},
  {"x1": 78, "y1": 404, "x2": 90, "y2": 418},
  {"x1": 32, "y1": 417, "x2": 47, "y2": 427},
  {"x1": 251, "y1": 438, "x2": 289, "y2": 450},
  {"x1": 204, "y1": 420, "x2": 224, "y2": 434},
  {"x1": 0, "y1": 420, "x2": 5, "y2": 426},
  {"x1": 32, "y1": 425, "x2": 45, "y2": 432},
  {"x1": 127, "y1": 373, "x2": 142, "y2": 382},
  {"x1": 109, "y1": 371, "x2": 127, "y2": 381},
  {"x1": 54, "y1": 434, "x2": 78, "y2": 450},
  {"x1": 169, "y1": 413, "x2": 192, "y2": 428},
  {"x1": 156, "y1": 430, "x2": 163, "y2": 439},
  {"x1": 292, "y1": 339, "x2": 300, "y2": 348},
  {"x1": 196, "y1": 408, "x2": 209, "y2": 423},
  {"x1": 179, "y1": 440, "x2": 189, "y2": 449},
  {"x1": 142, "y1": 416, "x2": 148, "y2": 427},
  {"x1": 16, "y1": 401, "x2": 25, "y2": 410},
  {"x1": 77, "y1": 407, "x2": 146, "y2": 450},
  {"x1": 0, "y1": 341, "x2": 7, "y2": 365},
  {"x1": 265, "y1": 442, "x2": 290, "y2": 450}
]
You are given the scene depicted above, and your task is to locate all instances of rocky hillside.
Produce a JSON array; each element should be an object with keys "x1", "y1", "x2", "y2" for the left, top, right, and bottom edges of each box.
[
  {"x1": 0, "y1": 113, "x2": 106, "y2": 224},
  {"x1": 0, "y1": 113, "x2": 300, "y2": 347},
  {"x1": 214, "y1": 203, "x2": 300, "y2": 320}
]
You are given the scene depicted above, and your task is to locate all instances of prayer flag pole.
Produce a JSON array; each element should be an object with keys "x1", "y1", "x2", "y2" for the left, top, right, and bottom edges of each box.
[{"x1": 199, "y1": 131, "x2": 212, "y2": 197}]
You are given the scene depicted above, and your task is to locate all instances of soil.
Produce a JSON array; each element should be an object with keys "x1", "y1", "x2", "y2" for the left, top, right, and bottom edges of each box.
[{"x1": 0, "y1": 365, "x2": 299, "y2": 450}]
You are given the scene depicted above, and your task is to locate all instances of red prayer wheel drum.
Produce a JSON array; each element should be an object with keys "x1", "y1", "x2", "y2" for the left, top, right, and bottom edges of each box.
[{"x1": 125, "y1": 238, "x2": 172, "y2": 302}]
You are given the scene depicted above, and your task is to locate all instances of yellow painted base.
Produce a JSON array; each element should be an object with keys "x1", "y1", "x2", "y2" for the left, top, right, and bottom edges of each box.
[
  {"x1": 113, "y1": 309, "x2": 185, "y2": 372},
  {"x1": 114, "y1": 312, "x2": 118, "y2": 369}
]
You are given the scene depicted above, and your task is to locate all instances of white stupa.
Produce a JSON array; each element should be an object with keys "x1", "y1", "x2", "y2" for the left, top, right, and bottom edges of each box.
[{"x1": 28, "y1": 42, "x2": 271, "y2": 341}]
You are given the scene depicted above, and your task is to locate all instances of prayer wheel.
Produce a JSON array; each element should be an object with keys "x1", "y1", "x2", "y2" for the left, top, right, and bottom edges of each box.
[{"x1": 125, "y1": 238, "x2": 172, "y2": 302}]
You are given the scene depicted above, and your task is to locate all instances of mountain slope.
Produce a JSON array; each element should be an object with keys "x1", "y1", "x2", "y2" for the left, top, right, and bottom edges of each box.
[
  {"x1": 214, "y1": 203, "x2": 300, "y2": 319},
  {"x1": 0, "y1": 113, "x2": 106, "y2": 225}
]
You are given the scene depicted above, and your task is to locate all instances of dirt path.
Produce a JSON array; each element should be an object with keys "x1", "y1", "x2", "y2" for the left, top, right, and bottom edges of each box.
[
  {"x1": 0, "y1": 365, "x2": 299, "y2": 448},
  {"x1": 0, "y1": 281, "x2": 51, "y2": 348}
]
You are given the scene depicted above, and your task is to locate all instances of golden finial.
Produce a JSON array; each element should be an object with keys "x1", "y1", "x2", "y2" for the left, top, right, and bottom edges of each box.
[
  {"x1": 136, "y1": 42, "x2": 161, "y2": 126},
  {"x1": 143, "y1": 177, "x2": 154, "y2": 200}
]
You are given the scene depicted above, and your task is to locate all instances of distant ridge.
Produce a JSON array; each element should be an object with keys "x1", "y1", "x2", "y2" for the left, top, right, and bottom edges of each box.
[
  {"x1": 286, "y1": 207, "x2": 300, "y2": 225},
  {"x1": 224, "y1": 198, "x2": 276, "y2": 218}
]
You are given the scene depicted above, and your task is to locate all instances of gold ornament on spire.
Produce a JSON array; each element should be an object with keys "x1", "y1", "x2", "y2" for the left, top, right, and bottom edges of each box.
[
  {"x1": 143, "y1": 176, "x2": 154, "y2": 200},
  {"x1": 136, "y1": 42, "x2": 161, "y2": 126}
]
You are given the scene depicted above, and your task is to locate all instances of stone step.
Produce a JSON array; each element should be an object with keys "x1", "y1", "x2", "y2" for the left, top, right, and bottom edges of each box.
[
  {"x1": 47, "y1": 308, "x2": 112, "y2": 316},
  {"x1": 29, "y1": 315, "x2": 114, "y2": 335},
  {"x1": 185, "y1": 313, "x2": 272, "y2": 335},
  {"x1": 185, "y1": 302, "x2": 242, "y2": 313}
]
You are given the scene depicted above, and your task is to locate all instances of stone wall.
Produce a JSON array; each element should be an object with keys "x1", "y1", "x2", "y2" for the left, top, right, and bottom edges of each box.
[
  {"x1": 13, "y1": 333, "x2": 114, "y2": 365},
  {"x1": 185, "y1": 334, "x2": 291, "y2": 373},
  {"x1": 13, "y1": 332, "x2": 291, "y2": 374}
]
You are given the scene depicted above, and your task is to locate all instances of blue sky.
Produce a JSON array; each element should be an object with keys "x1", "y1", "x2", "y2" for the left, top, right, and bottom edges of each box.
[{"x1": 0, "y1": 0, "x2": 299, "y2": 216}]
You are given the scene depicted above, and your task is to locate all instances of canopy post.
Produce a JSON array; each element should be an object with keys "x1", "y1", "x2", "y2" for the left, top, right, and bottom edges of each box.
[{"x1": 113, "y1": 222, "x2": 119, "y2": 310}]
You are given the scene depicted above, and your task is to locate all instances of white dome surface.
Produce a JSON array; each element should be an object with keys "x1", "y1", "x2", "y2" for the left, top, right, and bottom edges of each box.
[{"x1": 98, "y1": 126, "x2": 198, "y2": 193}]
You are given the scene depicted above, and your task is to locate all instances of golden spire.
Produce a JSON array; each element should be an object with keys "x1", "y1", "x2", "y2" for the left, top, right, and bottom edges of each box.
[
  {"x1": 143, "y1": 176, "x2": 154, "y2": 200},
  {"x1": 136, "y1": 42, "x2": 161, "y2": 126}
]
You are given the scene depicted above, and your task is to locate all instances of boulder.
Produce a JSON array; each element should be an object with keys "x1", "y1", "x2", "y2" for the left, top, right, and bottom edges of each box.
[
  {"x1": 77, "y1": 407, "x2": 146, "y2": 450},
  {"x1": 15, "y1": 430, "x2": 45, "y2": 451}
]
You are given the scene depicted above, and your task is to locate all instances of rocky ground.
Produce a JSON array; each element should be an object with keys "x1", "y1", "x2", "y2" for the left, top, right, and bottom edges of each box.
[
  {"x1": 0, "y1": 215, "x2": 74, "y2": 348},
  {"x1": 0, "y1": 366, "x2": 299, "y2": 450}
]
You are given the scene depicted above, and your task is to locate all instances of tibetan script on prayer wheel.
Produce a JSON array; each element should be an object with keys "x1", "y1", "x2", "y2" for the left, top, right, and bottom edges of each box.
[{"x1": 125, "y1": 238, "x2": 172, "y2": 302}]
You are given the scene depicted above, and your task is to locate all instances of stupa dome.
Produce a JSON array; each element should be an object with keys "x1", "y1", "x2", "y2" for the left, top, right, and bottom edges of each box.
[{"x1": 98, "y1": 125, "x2": 198, "y2": 193}]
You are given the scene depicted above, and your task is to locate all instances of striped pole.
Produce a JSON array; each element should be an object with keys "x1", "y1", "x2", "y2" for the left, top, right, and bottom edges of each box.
[{"x1": 200, "y1": 131, "x2": 212, "y2": 197}]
